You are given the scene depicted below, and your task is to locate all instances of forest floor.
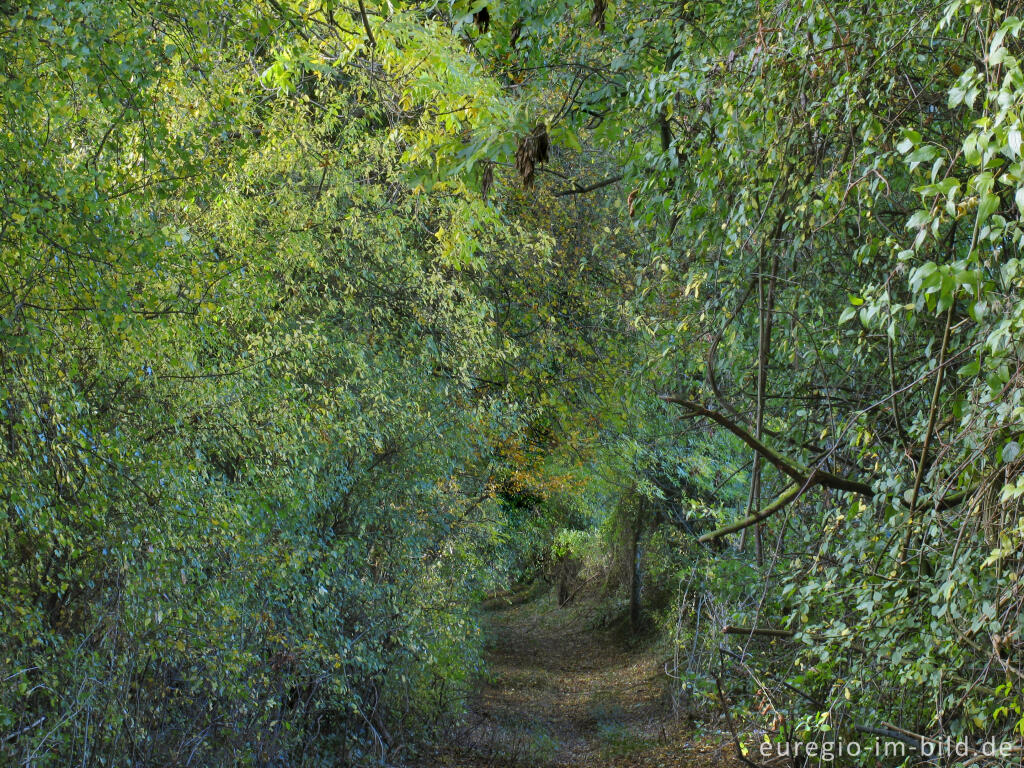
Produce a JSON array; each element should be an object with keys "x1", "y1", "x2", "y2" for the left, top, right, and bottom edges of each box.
[{"x1": 416, "y1": 587, "x2": 746, "y2": 768}]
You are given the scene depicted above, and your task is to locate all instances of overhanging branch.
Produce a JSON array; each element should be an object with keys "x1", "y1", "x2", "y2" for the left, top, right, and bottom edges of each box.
[
  {"x1": 659, "y1": 395, "x2": 873, "y2": 496},
  {"x1": 698, "y1": 483, "x2": 802, "y2": 542}
]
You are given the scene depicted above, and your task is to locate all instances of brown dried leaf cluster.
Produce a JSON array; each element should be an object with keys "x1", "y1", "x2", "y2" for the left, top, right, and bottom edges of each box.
[
  {"x1": 481, "y1": 161, "x2": 494, "y2": 201},
  {"x1": 473, "y1": 6, "x2": 490, "y2": 33},
  {"x1": 514, "y1": 124, "x2": 550, "y2": 188}
]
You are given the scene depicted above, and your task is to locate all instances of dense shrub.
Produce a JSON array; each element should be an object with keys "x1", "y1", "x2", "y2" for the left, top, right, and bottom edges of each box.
[{"x1": 0, "y1": 2, "x2": 516, "y2": 763}]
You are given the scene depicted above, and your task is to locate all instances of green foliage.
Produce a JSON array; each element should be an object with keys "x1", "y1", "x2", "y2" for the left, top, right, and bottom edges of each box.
[
  {"x1": 10, "y1": 0, "x2": 1024, "y2": 764},
  {"x1": 0, "y1": 1, "x2": 531, "y2": 764},
  {"x1": 411, "y1": 0, "x2": 1024, "y2": 759}
]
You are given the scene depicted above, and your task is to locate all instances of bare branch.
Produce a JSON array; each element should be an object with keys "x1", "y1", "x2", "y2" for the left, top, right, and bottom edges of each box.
[
  {"x1": 358, "y1": 0, "x2": 376, "y2": 48},
  {"x1": 553, "y1": 174, "x2": 623, "y2": 196},
  {"x1": 698, "y1": 483, "x2": 802, "y2": 542}
]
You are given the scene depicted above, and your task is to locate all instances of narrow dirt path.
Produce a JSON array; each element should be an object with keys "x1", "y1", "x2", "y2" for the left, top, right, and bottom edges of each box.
[{"x1": 419, "y1": 592, "x2": 744, "y2": 768}]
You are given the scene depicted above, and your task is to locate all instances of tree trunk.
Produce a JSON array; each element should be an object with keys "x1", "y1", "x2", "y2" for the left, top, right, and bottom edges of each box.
[
  {"x1": 753, "y1": 244, "x2": 780, "y2": 566},
  {"x1": 629, "y1": 520, "x2": 642, "y2": 630}
]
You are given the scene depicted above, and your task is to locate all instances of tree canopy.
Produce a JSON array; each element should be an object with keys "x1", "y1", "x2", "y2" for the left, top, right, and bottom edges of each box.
[{"x1": 3, "y1": 0, "x2": 1024, "y2": 765}]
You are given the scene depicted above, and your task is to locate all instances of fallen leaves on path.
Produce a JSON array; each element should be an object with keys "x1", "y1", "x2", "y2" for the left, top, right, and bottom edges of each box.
[{"x1": 416, "y1": 591, "x2": 747, "y2": 768}]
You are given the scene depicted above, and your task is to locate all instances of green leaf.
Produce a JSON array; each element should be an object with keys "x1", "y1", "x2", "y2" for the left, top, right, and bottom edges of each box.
[
  {"x1": 1003, "y1": 441, "x2": 1020, "y2": 464},
  {"x1": 978, "y1": 191, "x2": 1000, "y2": 224}
]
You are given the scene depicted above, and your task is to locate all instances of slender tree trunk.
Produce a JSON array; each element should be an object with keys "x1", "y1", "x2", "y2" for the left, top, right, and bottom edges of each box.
[
  {"x1": 629, "y1": 517, "x2": 642, "y2": 631},
  {"x1": 753, "y1": 247, "x2": 779, "y2": 566}
]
